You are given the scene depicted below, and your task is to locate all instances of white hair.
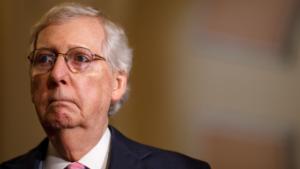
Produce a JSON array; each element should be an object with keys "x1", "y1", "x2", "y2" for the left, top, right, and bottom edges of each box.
[{"x1": 30, "y1": 2, "x2": 133, "y2": 116}]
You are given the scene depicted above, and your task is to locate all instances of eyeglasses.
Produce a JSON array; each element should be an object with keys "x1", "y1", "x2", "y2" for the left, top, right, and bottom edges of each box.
[{"x1": 28, "y1": 47, "x2": 106, "y2": 74}]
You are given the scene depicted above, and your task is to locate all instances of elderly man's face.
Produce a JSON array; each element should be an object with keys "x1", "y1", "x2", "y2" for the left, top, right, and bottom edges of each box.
[{"x1": 30, "y1": 16, "x2": 126, "y2": 131}]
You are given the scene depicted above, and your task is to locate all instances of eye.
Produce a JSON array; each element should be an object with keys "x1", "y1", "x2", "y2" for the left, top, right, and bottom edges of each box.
[
  {"x1": 34, "y1": 51, "x2": 55, "y2": 66},
  {"x1": 68, "y1": 48, "x2": 93, "y2": 64},
  {"x1": 73, "y1": 53, "x2": 90, "y2": 63}
]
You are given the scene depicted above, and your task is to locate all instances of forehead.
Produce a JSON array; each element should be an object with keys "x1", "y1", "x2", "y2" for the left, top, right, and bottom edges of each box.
[{"x1": 36, "y1": 16, "x2": 105, "y2": 54}]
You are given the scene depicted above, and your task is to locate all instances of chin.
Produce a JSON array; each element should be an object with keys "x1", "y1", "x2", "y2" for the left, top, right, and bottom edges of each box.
[{"x1": 41, "y1": 112, "x2": 77, "y2": 130}]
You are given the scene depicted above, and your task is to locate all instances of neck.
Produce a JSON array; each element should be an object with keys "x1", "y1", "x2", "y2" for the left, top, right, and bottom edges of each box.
[{"x1": 47, "y1": 122, "x2": 108, "y2": 161}]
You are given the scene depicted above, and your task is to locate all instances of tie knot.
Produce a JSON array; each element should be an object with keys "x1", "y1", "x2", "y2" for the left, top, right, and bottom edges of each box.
[{"x1": 65, "y1": 162, "x2": 88, "y2": 169}]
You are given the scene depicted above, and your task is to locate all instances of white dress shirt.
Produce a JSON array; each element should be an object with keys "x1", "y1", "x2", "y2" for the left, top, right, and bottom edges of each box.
[{"x1": 43, "y1": 128, "x2": 111, "y2": 169}]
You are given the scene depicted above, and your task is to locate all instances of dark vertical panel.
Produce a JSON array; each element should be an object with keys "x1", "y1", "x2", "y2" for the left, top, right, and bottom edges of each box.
[
  {"x1": 0, "y1": 0, "x2": 6, "y2": 160},
  {"x1": 0, "y1": 0, "x2": 45, "y2": 162}
]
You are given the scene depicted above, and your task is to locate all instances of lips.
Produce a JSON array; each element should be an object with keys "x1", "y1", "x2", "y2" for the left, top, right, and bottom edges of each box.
[
  {"x1": 48, "y1": 96, "x2": 78, "y2": 108},
  {"x1": 50, "y1": 100, "x2": 72, "y2": 105},
  {"x1": 50, "y1": 98, "x2": 72, "y2": 103}
]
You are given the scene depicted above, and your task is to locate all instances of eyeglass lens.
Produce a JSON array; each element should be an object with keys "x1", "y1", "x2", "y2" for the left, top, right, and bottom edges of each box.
[{"x1": 30, "y1": 47, "x2": 102, "y2": 73}]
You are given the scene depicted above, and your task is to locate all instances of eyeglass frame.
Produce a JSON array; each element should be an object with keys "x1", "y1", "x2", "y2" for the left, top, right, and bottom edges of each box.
[{"x1": 27, "y1": 46, "x2": 107, "y2": 74}]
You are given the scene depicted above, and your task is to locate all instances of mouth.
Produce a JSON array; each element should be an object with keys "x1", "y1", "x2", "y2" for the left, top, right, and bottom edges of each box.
[
  {"x1": 47, "y1": 94, "x2": 80, "y2": 112},
  {"x1": 48, "y1": 98, "x2": 76, "y2": 107},
  {"x1": 50, "y1": 100, "x2": 71, "y2": 105},
  {"x1": 46, "y1": 98, "x2": 79, "y2": 115}
]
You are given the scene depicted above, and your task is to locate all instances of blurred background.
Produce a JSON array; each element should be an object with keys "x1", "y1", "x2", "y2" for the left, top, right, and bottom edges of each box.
[{"x1": 0, "y1": 0, "x2": 300, "y2": 168}]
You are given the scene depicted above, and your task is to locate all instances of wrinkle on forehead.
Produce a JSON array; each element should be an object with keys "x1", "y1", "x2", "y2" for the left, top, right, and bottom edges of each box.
[{"x1": 36, "y1": 16, "x2": 106, "y2": 55}]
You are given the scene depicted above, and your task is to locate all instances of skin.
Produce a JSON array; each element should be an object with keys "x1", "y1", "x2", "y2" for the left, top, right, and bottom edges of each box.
[{"x1": 30, "y1": 16, "x2": 127, "y2": 161}]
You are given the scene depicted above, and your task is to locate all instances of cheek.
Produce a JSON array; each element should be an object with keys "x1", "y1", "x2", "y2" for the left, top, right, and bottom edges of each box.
[
  {"x1": 30, "y1": 75, "x2": 49, "y2": 121},
  {"x1": 31, "y1": 75, "x2": 48, "y2": 105},
  {"x1": 77, "y1": 74, "x2": 113, "y2": 113}
]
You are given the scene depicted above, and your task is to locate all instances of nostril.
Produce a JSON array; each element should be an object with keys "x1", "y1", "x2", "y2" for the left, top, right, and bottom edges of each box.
[
  {"x1": 60, "y1": 79, "x2": 67, "y2": 85},
  {"x1": 47, "y1": 76, "x2": 68, "y2": 89}
]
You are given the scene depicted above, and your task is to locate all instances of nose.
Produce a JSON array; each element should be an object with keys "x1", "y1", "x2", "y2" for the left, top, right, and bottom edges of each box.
[{"x1": 48, "y1": 55, "x2": 69, "y2": 87}]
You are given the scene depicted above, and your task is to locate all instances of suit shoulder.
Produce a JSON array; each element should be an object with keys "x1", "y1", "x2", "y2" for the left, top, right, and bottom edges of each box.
[
  {"x1": 142, "y1": 147, "x2": 210, "y2": 169},
  {"x1": 0, "y1": 139, "x2": 48, "y2": 169},
  {"x1": 110, "y1": 126, "x2": 211, "y2": 169},
  {"x1": 1, "y1": 152, "x2": 32, "y2": 169}
]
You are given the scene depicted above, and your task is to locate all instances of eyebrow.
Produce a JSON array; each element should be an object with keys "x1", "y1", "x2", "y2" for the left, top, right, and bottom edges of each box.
[
  {"x1": 35, "y1": 47, "x2": 55, "y2": 50},
  {"x1": 35, "y1": 44, "x2": 92, "y2": 52}
]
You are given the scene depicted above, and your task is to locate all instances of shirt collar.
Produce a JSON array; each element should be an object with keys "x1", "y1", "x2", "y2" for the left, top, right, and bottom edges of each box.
[{"x1": 44, "y1": 128, "x2": 111, "y2": 169}]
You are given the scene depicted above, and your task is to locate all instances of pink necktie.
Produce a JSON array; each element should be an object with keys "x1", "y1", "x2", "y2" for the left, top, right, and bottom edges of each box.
[{"x1": 65, "y1": 162, "x2": 88, "y2": 169}]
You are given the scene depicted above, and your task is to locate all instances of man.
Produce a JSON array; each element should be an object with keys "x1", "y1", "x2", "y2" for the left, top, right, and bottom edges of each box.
[{"x1": 0, "y1": 3, "x2": 210, "y2": 169}]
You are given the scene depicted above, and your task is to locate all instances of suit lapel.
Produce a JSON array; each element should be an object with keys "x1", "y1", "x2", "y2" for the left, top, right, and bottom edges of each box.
[
  {"x1": 28, "y1": 138, "x2": 48, "y2": 169},
  {"x1": 107, "y1": 126, "x2": 152, "y2": 169}
]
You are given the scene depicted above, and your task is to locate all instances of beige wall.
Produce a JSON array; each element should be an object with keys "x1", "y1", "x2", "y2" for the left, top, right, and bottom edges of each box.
[{"x1": 0, "y1": 0, "x2": 299, "y2": 168}]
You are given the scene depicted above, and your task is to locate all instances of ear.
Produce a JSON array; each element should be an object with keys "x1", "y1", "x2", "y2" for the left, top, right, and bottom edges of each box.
[{"x1": 111, "y1": 71, "x2": 128, "y2": 102}]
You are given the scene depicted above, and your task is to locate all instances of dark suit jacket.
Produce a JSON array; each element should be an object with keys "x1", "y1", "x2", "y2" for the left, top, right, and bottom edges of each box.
[{"x1": 0, "y1": 126, "x2": 210, "y2": 169}]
